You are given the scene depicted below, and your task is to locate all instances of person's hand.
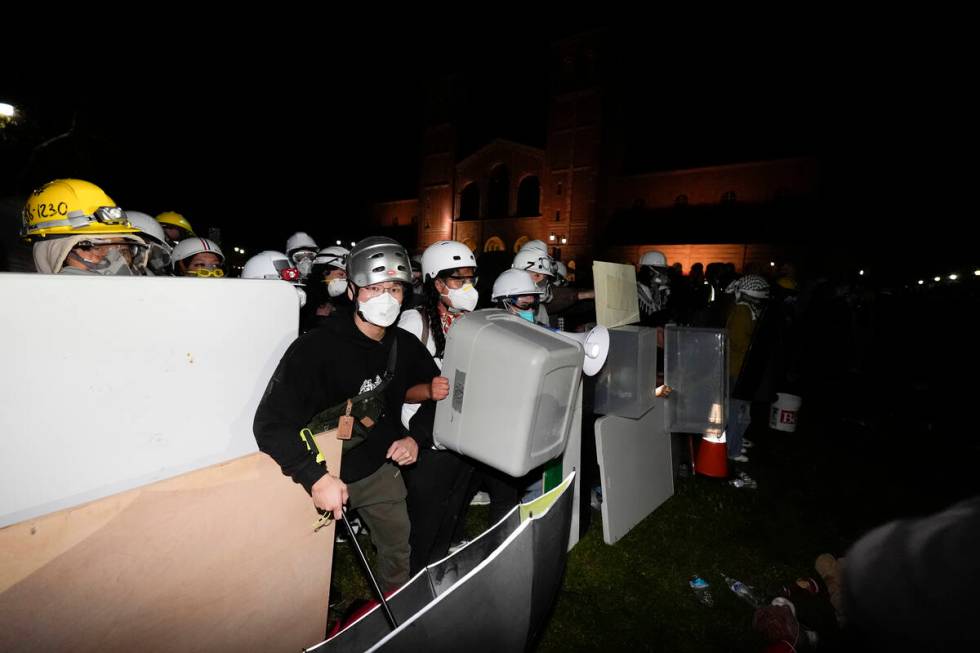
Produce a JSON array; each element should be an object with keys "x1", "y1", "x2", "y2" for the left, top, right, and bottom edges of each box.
[
  {"x1": 316, "y1": 303, "x2": 334, "y2": 317},
  {"x1": 311, "y1": 473, "x2": 348, "y2": 520},
  {"x1": 656, "y1": 384, "x2": 673, "y2": 398},
  {"x1": 430, "y1": 376, "x2": 450, "y2": 401},
  {"x1": 386, "y1": 436, "x2": 419, "y2": 466}
]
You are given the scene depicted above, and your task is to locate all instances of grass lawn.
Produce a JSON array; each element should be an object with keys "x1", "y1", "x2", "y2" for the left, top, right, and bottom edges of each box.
[{"x1": 326, "y1": 392, "x2": 977, "y2": 651}]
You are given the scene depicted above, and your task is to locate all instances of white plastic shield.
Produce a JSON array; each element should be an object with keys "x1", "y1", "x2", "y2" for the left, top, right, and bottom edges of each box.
[{"x1": 0, "y1": 273, "x2": 299, "y2": 528}]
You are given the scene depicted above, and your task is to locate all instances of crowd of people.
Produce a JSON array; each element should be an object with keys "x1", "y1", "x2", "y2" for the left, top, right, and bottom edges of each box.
[
  {"x1": 16, "y1": 176, "x2": 975, "y2": 647},
  {"x1": 16, "y1": 178, "x2": 607, "y2": 589},
  {"x1": 13, "y1": 176, "x2": 807, "y2": 580}
]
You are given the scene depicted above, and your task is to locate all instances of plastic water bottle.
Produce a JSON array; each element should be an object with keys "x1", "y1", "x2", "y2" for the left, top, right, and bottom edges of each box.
[
  {"x1": 728, "y1": 475, "x2": 757, "y2": 489},
  {"x1": 689, "y1": 575, "x2": 713, "y2": 606},
  {"x1": 723, "y1": 575, "x2": 763, "y2": 607}
]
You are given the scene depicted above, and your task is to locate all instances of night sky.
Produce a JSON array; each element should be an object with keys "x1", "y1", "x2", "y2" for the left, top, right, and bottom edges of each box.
[{"x1": 2, "y1": 24, "x2": 969, "y2": 277}]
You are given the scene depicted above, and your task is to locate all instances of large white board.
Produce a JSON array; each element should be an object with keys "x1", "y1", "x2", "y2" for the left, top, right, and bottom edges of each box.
[
  {"x1": 0, "y1": 273, "x2": 299, "y2": 527},
  {"x1": 595, "y1": 398, "x2": 675, "y2": 545}
]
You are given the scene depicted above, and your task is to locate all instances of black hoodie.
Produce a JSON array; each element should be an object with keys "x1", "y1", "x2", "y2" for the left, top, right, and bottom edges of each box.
[{"x1": 253, "y1": 314, "x2": 439, "y2": 488}]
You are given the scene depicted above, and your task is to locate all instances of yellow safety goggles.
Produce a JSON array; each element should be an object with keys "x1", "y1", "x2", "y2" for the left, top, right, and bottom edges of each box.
[{"x1": 186, "y1": 267, "x2": 225, "y2": 278}]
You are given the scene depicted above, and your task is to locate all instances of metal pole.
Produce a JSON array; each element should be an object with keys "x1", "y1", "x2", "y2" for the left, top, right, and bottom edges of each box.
[{"x1": 339, "y1": 507, "x2": 398, "y2": 631}]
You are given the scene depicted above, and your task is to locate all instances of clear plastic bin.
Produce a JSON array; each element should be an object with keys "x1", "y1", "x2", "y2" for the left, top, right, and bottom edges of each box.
[
  {"x1": 594, "y1": 325, "x2": 659, "y2": 419},
  {"x1": 664, "y1": 326, "x2": 728, "y2": 435}
]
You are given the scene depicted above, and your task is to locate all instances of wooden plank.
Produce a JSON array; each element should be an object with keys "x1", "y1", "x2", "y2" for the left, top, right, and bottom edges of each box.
[{"x1": 0, "y1": 435, "x2": 342, "y2": 653}]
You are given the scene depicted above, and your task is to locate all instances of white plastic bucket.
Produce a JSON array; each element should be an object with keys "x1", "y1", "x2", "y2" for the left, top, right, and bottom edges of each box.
[{"x1": 769, "y1": 393, "x2": 802, "y2": 432}]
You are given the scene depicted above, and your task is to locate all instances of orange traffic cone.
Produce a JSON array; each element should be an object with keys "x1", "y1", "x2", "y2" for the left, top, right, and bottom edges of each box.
[{"x1": 695, "y1": 432, "x2": 729, "y2": 478}]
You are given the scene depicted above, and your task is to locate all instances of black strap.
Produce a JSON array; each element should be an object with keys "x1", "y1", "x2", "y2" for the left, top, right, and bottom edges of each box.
[
  {"x1": 305, "y1": 336, "x2": 399, "y2": 438},
  {"x1": 419, "y1": 309, "x2": 430, "y2": 351},
  {"x1": 383, "y1": 336, "x2": 398, "y2": 384}
]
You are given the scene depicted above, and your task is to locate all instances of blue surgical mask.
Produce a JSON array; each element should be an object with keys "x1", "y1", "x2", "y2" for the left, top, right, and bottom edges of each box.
[{"x1": 517, "y1": 309, "x2": 536, "y2": 323}]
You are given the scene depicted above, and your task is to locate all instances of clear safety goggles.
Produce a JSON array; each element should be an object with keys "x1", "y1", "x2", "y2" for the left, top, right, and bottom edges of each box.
[
  {"x1": 292, "y1": 250, "x2": 317, "y2": 263},
  {"x1": 360, "y1": 282, "x2": 405, "y2": 298},
  {"x1": 443, "y1": 273, "x2": 479, "y2": 288},
  {"x1": 504, "y1": 295, "x2": 540, "y2": 310},
  {"x1": 77, "y1": 239, "x2": 147, "y2": 260}
]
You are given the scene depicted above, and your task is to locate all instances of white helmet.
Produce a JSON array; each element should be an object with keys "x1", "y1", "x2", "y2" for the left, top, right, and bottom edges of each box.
[
  {"x1": 286, "y1": 232, "x2": 318, "y2": 258},
  {"x1": 512, "y1": 248, "x2": 555, "y2": 277},
  {"x1": 314, "y1": 245, "x2": 349, "y2": 269},
  {"x1": 491, "y1": 269, "x2": 544, "y2": 300},
  {"x1": 519, "y1": 239, "x2": 549, "y2": 254},
  {"x1": 173, "y1": 237, "x2": 224, "y2": 265},
  {"x1": 242, "y1": 250, "x2": 306, "y2": 307},
  {"x1": 125, "y1": 211, "x2": 170, "y2": 251},
  {"x1": 242, "y1": 250, "x2": 302, "y2": 282},
  {"x1": 639, "y1": 250, "x2": 667, "y2": 268},
  {"x1": 126, "y1": 211, "x2": 173, "y2": 274},
  {"x1": 421, "y1": 240, "x2": 477, "y2": 280}
]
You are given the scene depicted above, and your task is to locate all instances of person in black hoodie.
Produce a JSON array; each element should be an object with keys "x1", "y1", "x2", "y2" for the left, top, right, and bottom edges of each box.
[
  {"x1": 299, "y1": 245, "x2": 353, "y2": 333},
  {"x1": 253, "y1": 236, "x2": 445, "y2": 592}
]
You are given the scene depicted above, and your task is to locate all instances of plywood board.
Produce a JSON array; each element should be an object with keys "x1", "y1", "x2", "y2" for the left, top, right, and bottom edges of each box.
[
  {"x1": 591, "y1": 261, "x2": 640, "y2": 328},
  {"x1": 0, "y1": 435, "x2": 342, "y2": 653}
]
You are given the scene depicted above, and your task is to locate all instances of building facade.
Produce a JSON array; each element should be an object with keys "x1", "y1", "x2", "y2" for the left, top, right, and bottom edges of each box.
[{"x1": 371, "y1": 33, "x2": 818, "y2": 276}]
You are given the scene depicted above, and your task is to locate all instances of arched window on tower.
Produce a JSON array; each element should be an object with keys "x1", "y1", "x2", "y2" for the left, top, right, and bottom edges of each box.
[
  {"x1": 516, "y1": 176, "x2": 541, "y2": 217},
  {"x1": 487, "y1": 165, "x2": 510, "y2": 218},
  {"x1": 459, "y1": 183, "x2": 480, "y2": 221}
]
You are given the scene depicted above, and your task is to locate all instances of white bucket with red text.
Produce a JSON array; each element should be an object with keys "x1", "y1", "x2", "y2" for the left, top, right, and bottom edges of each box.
[{"x1": 769, "y1": 393, "x2": 802, "y2": 432}]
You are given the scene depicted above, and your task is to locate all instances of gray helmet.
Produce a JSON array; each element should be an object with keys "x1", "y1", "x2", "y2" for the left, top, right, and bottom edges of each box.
[{"x1": 346, "y1": 236, "x2": 412, "y2": 287}]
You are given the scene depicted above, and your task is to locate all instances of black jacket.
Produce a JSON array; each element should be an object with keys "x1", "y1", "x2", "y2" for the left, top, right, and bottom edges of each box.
[
  {"x1": 253, "y1": 314, "x2": 439, "y2": 487},
  {"x1": 843, "y1": 496, "x2": 980, "y2": 650}
]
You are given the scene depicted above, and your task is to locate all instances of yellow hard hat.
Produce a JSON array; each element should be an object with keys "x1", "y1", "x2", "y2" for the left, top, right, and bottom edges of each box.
[
  {"x1": 776, "y1": 276, "x2": 798, "y2": 291},
  {"x1": 22, "y1": 179, "x2": 136, "y2": 241},
  {"x1": 155, "y1": 211, "x2": 195, "y2": 236}
]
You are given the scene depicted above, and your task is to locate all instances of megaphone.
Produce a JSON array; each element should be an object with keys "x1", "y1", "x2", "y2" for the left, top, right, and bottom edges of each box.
[{"x1": 556, "y1": 325, "x2": 610, "y2": 376}]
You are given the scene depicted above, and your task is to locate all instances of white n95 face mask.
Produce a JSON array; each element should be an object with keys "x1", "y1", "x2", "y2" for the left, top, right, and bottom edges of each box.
[
  {"x1": 446, "y1": 284, "x2": 478, "y2": 312},
  {"x1": 359, "y1": 291, "x2": 401, "y2": 327},
  {"x1": 327, "y1": 278, "x2": 348, "y2": 297}
]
